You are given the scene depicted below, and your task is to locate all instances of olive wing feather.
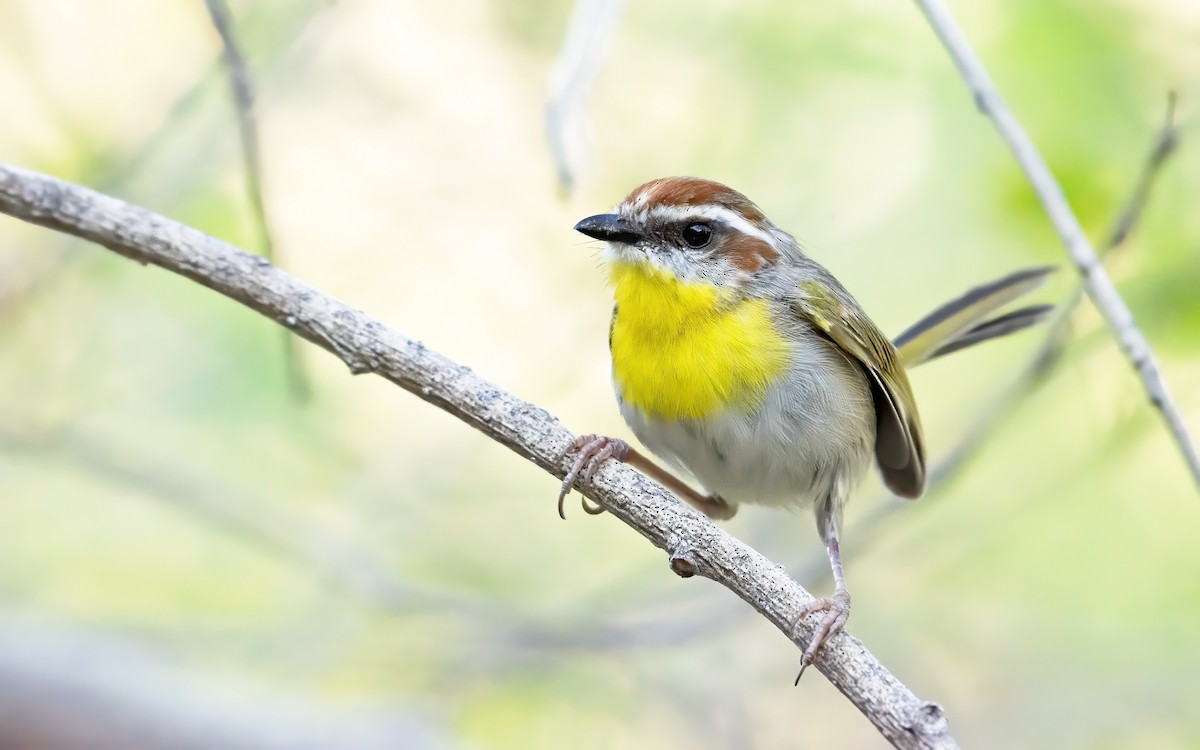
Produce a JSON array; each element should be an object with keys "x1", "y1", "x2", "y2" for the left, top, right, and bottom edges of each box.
[{"x1": 793, "y1": 283, "x2": 926, "y2": 499}]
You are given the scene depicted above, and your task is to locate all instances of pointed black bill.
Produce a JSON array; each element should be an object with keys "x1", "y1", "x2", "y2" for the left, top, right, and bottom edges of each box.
[{"x1": 574, "y1": 214, "x2": 642, "y2": 244}]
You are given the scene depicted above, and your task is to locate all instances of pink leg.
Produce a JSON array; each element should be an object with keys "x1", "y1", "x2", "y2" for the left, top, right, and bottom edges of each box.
[
  {"x1": 558, "y1": 434, "x2": 738, "y2": 520},
  {"x1": 792, "y1": 534, "x2": 851, "y2": 683}
]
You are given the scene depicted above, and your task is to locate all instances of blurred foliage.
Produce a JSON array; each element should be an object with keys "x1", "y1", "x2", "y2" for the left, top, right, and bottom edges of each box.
[{"x1": 0, "y1": 0, "x2": 1199, "y2": 748}]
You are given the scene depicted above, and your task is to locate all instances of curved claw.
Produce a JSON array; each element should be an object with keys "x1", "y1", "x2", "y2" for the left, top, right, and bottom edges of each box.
[
  {"x1": 556, "y1": 486, "x2": 571, "y2": 520},
  {"x1": 557, "y1": 435, "x2": 629, "y2": 519},
  {"x1": 792, "y1": 589, "x2": 852, "y2": 684}
]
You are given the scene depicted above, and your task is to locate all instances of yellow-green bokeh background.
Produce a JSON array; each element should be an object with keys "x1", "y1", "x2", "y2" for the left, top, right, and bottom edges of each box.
[{"x1": 1, "y1": 0, "x2": 1198, "y2": 747}]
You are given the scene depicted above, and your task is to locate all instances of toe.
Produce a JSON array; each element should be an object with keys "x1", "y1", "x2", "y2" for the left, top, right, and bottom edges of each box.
[
  {"x1": 792, "y1": 593, "x2": 852, "y2": 683},
  {"x1": 797, "y1": 596, "x2": 832, "y2": 620},
  {"x1": 558, "y1": 435, "x2": 624, "y2": 518}
]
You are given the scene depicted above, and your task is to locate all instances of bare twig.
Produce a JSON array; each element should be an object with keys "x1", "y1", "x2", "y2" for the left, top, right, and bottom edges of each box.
[
  {"x1": 1031, "y1": 92, "x2": 1182, "y2": 371},
  {"x1": 546, "y1": 0, "x2": 627, "y2": 193},
  {"x1": 0, "y1": 417, "x2": 496, "y2": 619},
  {"x1": 1, "y1": 417, "x2": 691, "y2": 672},
  {"x1": 204, "y1": 0, "x2": 311, "y2": 401},
  {"x1": 912, "y1": 0, "x2": 1200, "y2": 488},
  {"x1": 1107, "y1": 93, "x2": 1179, "y2": 250},
  {"x1": 0, "y1": 163, "x2": 958, "y2": 750}
]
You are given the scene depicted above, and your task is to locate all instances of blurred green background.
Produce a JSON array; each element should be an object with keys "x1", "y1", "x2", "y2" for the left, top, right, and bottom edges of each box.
[{"x1": 1, "y1": 0, "x2": 1198, "y2": 747}]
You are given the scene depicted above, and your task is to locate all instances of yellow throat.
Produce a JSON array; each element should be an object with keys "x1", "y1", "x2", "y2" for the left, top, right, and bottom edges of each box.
[{"x1": 607, "y1": 260, "x2": 790, "y2": 421}]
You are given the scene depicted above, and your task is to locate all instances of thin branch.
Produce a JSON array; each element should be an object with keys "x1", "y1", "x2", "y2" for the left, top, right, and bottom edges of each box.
[
  {"x1": 202, "y1": 0, "x2": 274, "y2": 261},
  {"x1": 1106, "y1": 93, "x2": 1179, "y2": 250},
  {"x1": 1, "y1": 416, "x2": 692, "y2": 675},
  {"x1": 912, "y1": 0, "x2": 1200, "y2": 488},
  {"x1": 0, "y1": 416, "x2": 496, "y2": 620},
  {"x1": 0, "y1": 163, "x2": 958, "y2": 750},
  {"x1": 204, "y1": 0, "x2": 312, "y2": 401},
  {"x1": 1028, "y1": 92, "x2": 1182, "y2": 372},
  {"x1": 907, "y1": 92, "x2": 1181, "y2": 497}
]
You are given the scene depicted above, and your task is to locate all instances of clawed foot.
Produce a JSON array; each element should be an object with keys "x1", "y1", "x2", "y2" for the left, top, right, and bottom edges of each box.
[
  {"x1": 692, "y1": 494, "x2": 737, "y2": 521},
  {"x1": 792, "y1": 588, "x2": 851, "y2": 684},
  {"x1": 558, "y1": 434, "x2": 629, "y2": 519}
]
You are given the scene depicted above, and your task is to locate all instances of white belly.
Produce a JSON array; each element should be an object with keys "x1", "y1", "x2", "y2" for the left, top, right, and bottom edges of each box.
[{"x1": 617, "y1": 334, "x2": 875, "y2": 510}]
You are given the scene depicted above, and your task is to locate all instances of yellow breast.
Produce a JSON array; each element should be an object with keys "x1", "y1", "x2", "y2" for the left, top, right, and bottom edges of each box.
[{"x1": 607, "y1": 261, "x2": 790, "y2": 421}]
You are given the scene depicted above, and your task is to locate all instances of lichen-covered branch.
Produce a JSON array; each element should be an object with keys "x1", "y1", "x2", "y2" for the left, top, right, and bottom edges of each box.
[{"x1": 0, "y1": 162, "x2": 957, "y2": 750}]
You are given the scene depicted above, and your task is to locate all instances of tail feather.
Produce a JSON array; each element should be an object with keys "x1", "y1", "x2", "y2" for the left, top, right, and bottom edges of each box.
[
  {"x1": 920, "y1": 304, "x2": 1055, "y2": 363},
  {"x1": 895, "y1": 266, "x2": 1056, "y2": 368}
]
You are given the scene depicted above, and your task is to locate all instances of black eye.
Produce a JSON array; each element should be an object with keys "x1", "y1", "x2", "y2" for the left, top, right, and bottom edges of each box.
[{"x1": 681, "y1": 222, "x2": 712, "y2": 248}]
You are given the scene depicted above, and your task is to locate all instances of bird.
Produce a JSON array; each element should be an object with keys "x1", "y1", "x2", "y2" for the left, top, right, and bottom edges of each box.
[{"x1": 558, "y1": 176, "x2": 1054, "y2": 678}]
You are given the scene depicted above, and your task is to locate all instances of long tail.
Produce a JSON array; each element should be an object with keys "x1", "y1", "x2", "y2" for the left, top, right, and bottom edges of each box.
[{"x1": 894, "y1": 266, "x2": 1056, "y2": 368}]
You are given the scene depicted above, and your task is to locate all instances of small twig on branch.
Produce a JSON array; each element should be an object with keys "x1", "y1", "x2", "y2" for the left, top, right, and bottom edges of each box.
[
  {"x1": 912, "y1": 0, "x2": 1200, "y2": 488},
  {"x1": 1106, "y1": 93, "x2": 1179, "y2": 250},
  {"x1": 0, "y1": 163, "x2": 958, "y2": 750},
  {"x1": 204, "y1": 0, "x2": 312, "y2": 401}
]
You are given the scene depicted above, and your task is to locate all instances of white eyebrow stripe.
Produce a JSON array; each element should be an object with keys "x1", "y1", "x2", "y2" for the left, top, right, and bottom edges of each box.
[{"x1": 643, "y1": 204, "x2": 776, "y2": 246}]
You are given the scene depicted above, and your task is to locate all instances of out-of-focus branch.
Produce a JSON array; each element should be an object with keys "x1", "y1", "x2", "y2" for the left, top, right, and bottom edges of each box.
[
  {"x1": 1106, "y1": 94, "x2": 1179, "y2": 249},
  {"x1": 0, "y1": 418, "x2": 495, "y2": 620},
  {"x1": 0, "y1": 163, "x2": 958, "y2": 750},
  {"x1": 932, "y1": 92, "x2": 1180, "y2": 472},
  {"x1": 0, "y1": 621, "x2": 455, "y2": 750},
  {"x1": 545, "y1": 0, "x2": 627, "y2": 193},
  {"x1": 1, "y1": 417, "x2": 677, "y2": 672},
  {"x1": 1028, "y1": 92, "x2": 1181, "y2": 372},
  {"x1": 204, "y1": 0, "x2": 311, "y2": 401},
  {"x1": 203, "y1": 0, "x2": 275, "y2": 262},
  {"x1": 912, "y1": 0, "x2": 1200, "y2": 488}
]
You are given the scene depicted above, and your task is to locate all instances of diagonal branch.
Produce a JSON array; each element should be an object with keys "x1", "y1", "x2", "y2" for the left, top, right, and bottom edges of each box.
[
  {"x1": 0, "y1": 162, "x2": 958, "y2": 750},
  {"x1": 0, "y1": 416, "x2": 495, "y2": 619},
  {"x1": 912, "y1": 0, "x2": 1200, "y2": 488},
  {"x1": 932, "y1": 91, "x2": 1181, "y2": 468},
  {"x1": 203, "y1": 0, "x2": 276, "y2": 264}
]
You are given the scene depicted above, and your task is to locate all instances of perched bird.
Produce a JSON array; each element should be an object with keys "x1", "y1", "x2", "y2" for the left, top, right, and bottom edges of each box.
[{"x1": 559, "y1": 176, "x2": 1053, "y2": 677}]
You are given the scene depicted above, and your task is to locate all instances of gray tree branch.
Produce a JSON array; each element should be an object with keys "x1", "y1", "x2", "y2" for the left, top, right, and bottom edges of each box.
[
  {"x1": 0, "y1": 162, "x2": 957, "y2": 750},
  {"x1": 912, "y1": 0, "x2": 1200, "y2": 488}
]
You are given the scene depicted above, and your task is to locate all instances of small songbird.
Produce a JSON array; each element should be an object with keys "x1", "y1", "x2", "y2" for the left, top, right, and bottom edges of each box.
[{"x1": 559, "y1": 176, "x2": 1053, "y2": 677}]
